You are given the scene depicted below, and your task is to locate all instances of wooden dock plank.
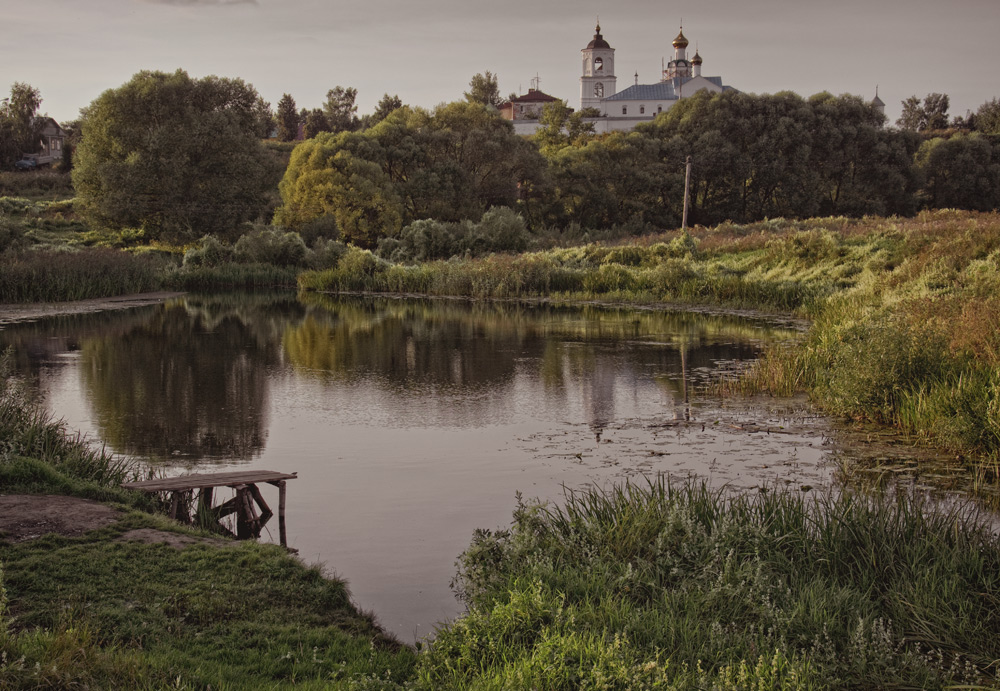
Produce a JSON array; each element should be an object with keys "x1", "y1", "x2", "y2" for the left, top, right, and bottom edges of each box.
[{"x1": 122, "y1": 470, "x2": 297, "y2": 492}]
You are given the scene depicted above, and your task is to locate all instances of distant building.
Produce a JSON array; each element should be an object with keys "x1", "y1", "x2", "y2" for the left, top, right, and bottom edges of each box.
[
  {"x1": 22, "y1": 117, "x2": 67, "y2": 166},
  {"x1": 871, "y1": 87, "x2": 886, "y2": 117},
  {"x1": 499, "y1": 88, "x2": 560, "y2": 121},
  {"x1": 505, "y1": 23, "x2": 738, "y2": 135},
  {"x1": 582, "y1": 24, "x2": 738, "y2": 133}
]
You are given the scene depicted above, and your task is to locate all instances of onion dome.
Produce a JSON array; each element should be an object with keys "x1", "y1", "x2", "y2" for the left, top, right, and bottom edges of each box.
[
  {"x1": 587, "y1": 23, "x2": 611, "y2": 50},
  {"x1": 692, "y1": 50, "x2": 702, "y2": 65},
  {"x1": 672, "y1": 29, "x2": 689, "y2": 49}
]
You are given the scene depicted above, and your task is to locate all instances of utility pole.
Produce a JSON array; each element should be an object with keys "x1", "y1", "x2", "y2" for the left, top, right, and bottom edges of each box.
[{"x1": 682, "y1": 155, "x2": 692, "y2": 230}]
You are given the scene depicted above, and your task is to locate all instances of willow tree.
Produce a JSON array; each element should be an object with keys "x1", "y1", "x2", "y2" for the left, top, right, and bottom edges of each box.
[{"x1": 73, "y1": 69, "x2": 278, "y2": 242}]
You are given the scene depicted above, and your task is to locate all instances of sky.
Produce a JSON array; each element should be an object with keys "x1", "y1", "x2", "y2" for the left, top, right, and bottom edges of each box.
[{"x1": 4, "y1": 0, "x2": 999, "y2": 126}]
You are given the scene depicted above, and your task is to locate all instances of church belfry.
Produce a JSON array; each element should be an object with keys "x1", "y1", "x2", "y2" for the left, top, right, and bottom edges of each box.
[
  {"x1": 663, "y1": 27, "x2": 692, "y2": 81},
  {"x1": 581, "y1": 22, "x2": 616, "y2": 111}
]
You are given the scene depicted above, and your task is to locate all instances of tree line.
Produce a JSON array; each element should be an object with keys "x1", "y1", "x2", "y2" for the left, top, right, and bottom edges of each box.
[{"x1": 4, "y1": 73, "x2": 1000, "y2": 247}]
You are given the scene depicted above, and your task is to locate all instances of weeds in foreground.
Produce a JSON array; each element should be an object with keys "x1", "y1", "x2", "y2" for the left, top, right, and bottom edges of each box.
[
  {"x1": 422, "y1": 480, "x2": 1000, "y2": 690},
  {"x1": 0, "y1": 350, "x2": 150, "y2": 500}
]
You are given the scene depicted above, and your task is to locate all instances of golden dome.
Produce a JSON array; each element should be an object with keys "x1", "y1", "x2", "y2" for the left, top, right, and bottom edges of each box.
[
  {"x1": 672, "y1": 29, "x2": 689, "y2": 49},
  {"x1": 692, "y1": 51, "x2": 702, "y2": 65}
]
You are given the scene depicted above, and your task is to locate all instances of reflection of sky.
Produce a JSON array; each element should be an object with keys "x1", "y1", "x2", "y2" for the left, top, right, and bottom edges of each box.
[{"x1": 1, "y1": 296, "x2": 833, "y2": 641}]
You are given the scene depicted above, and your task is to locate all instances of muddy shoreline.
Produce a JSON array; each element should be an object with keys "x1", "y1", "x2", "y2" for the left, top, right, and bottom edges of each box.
[{"x1": 0, "y1": 291, "x2": 186, "y2": 326}]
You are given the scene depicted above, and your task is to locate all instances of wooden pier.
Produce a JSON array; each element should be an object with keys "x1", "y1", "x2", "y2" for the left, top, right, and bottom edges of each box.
[{"x1": 122, "y1": 470, "x2": 297, "y2": 546}]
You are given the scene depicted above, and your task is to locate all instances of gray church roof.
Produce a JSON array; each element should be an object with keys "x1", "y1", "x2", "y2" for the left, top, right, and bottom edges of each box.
[
  {"x1": 604, "y1": 82, "x2": 678, "y2": 101},
  {"x1": 604, "y1": 76, "x2": 734, "y2": 102}
]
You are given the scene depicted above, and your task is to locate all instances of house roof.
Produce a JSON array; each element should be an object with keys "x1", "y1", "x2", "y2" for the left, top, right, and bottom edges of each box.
[{"x1": 508, "y1": 89, "x2": 560, "y2": 104}]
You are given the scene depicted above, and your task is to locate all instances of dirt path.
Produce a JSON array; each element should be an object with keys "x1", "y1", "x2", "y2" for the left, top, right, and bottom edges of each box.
[
  {"x1": 0, "y1": 495, "x2": 121, "y2": 542},
  {"x1": 0, "y1": 291, "x2": 185, "y2": 327},
  {"x1": 0, "y1": 494, "x2": 227, "y2": 547}
]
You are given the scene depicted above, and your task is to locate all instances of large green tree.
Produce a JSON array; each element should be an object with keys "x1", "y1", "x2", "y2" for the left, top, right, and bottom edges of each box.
[
  {"x1": 274, "y1": 102, "x2": 546, "y2": 244},
  {"x1": 369, "y1": 93, "x2": 404, "y2": 128},
  {"x1": 915, "y1": 134, "x2": 1000, "y2": 211},
  {"x1": 303, "y1": 108, "x2": 331, "y2": 138},
  {"x1": 533, "y1": 100, "x2": 596, "y2": 154},
  {"x1": 73, "y1": 70, "x2": 278, "y2": 242},
  {"x1": 0, "y1": 82, "x2": 44, "y2": 169},
  {"x1": 967, "y1": 98, "x2": 1000, "y2": 135},
  {"x1": 539, "y1": 90, "x2": 919, "y2": 229}
]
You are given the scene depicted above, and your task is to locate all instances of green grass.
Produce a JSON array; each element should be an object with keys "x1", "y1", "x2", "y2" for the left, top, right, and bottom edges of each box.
[
  {"x1": 1, "y1": 522, "x2": 415, "y2": 689},
  {"x1": 0, "y1": 171, "x2": 75, "y2": 202},
  {"x1": 421, "y1": 480, "x2": 1000, "y2": 690}
]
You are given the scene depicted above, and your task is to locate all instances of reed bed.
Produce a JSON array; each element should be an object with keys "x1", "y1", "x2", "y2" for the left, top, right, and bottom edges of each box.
[
  {"x1": 0, "y1": 249, "x2": 165, "y2": 304},
  {"x1": 165, "y1": 262, "x2": 299, "y2": 291}
]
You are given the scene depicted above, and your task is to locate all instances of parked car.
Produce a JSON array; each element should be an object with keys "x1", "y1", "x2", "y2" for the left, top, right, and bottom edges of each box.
[{"x1": 14, "y1": 156, "x2": 39, "y2": 171}]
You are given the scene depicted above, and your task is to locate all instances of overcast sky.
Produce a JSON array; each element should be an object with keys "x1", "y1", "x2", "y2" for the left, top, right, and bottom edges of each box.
[{"x1": 4, "y1": 0, "x2": 998, "y2": 125}]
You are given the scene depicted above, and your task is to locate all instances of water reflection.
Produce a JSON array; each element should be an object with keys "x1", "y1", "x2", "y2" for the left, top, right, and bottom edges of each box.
[{"x1": 0, "y1": 294, "x2": 792, "y2": 461}]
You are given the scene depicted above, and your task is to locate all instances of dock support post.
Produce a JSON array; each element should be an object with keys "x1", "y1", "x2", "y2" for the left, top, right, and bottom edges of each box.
[{"x1": 278, "y1": 481, "x2": 287, "y2": 547}]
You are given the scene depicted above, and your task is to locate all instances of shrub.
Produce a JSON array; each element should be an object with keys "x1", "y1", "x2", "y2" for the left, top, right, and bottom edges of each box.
[
  {"x1": 182, "y1": 235, "x2": 233, "y2": 268},
  {"x1": 233, "y1": 226, "x2": 308, "y2": 267},
  {"x1": 0, "y1": 214, "x2": 26, "y2": 253}
]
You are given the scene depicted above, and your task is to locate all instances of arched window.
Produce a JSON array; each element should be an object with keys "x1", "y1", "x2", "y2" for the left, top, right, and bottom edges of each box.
[
  {"x1": 640, "y1": 105, "x2": 645, "y2": 114},
  {"x1": 594, "y1": 83, "x2": 604, "y2": 98},
  {"x1": 657, "y1": 105, "x2": 662, "y2": 113},
  {"x1": 594, "y1": 57, "x2": 604, "y2": 73},
  {"x1": 622, "y1": 106, "x2": 627, "y2": 115}
]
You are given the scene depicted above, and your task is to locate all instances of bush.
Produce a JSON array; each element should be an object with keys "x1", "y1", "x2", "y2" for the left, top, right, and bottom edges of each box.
[
  {"x1": 182, "y1": 235, "x2": 233, "y2": 268},
  {"x1": 233, "y1": 226, "x2": 308, "y2": 267},
  {"x1": 378, "y1": 207, "x2": 529, "y2": 263}
]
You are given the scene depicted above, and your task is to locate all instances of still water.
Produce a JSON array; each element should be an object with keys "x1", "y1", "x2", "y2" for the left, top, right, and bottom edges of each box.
[{"x1": 0, "y1": 292, "x2": 835, "y2": 640}]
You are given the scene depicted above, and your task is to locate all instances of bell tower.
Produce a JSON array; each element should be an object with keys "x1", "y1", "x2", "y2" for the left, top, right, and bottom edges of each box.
[{"x1": 581, "y1": 22, "x2": 616, "y2": 111}]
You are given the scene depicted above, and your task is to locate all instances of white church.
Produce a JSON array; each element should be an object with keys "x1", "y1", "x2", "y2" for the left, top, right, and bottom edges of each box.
[{"x1": 505, "y1": 23, "x2": 738, "y2": 135}]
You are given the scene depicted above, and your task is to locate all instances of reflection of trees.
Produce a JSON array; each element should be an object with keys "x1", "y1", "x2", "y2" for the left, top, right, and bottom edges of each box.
[
  {"x1": 283, "y1": 299, "x2": 528, "y2": 389},
  {"x1": 288, "y1": 295, "x2": 785, "y2": 432},
  {"x1": 1, "y1": 291, "x2": 795, "y2": 458},
  {"x1": 80, "y1": 296, "x2": 289, "y2": 460}
]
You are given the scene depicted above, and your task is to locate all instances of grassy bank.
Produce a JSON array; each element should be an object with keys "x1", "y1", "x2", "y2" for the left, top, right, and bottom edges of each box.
[{"x1": 424, "y1": 480, "x2": 1000, "y2": 690}]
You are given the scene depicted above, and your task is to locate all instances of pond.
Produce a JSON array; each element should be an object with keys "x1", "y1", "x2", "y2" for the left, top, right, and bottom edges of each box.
[{"x1": 0, "y1": 292, "x2": 837, "y2": 640}]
